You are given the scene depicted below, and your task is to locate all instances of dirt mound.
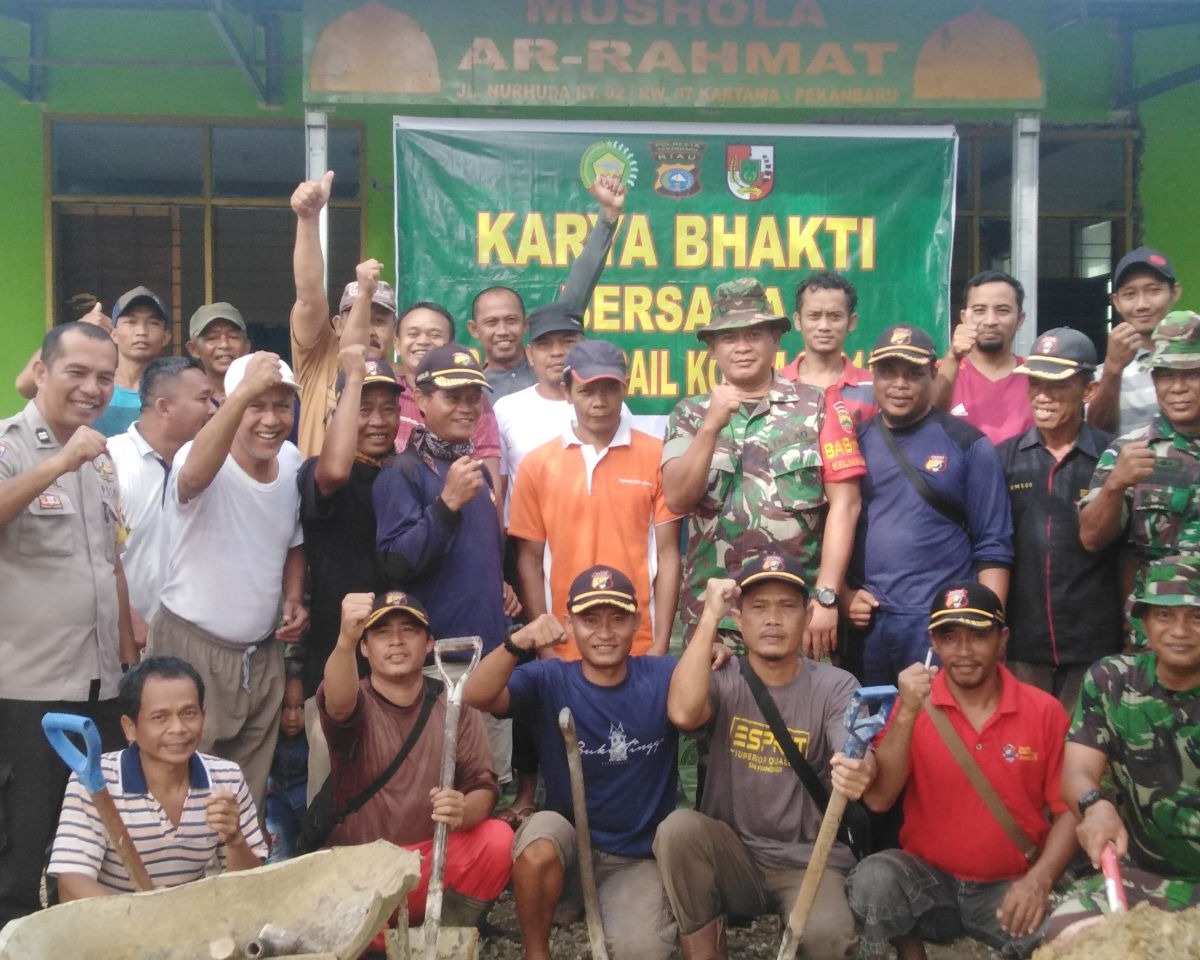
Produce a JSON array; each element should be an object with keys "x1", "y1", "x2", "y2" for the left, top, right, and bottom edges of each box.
[{"x1": 1032, "y1": 903, "x2": 1200, "y2": 960}]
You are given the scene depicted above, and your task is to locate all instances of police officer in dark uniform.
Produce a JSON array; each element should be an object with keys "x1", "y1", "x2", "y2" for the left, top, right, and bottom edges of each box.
[{"x1": 0, "y1": 321, "x2": 136, "y2": 926}]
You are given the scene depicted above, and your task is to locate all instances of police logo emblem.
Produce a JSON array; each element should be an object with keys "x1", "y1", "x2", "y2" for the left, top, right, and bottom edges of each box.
[
  {"x1": 924, "y1": 454, "x2": 947, "y2": 473},
  {"x1": 726, "y1": 145, "x2": 775, "y2": 202},
  {"x1": 38, "y1": 493, "x2": 63, "y2": 510},
  {"x1": 366, "y1": 360, "x2": 381, "y2": 376},
  {"x1": 591, "y1": 569, "x2": 614, "y2": 590},
  {"x1": 385, "y1": 591, "x2": 408, "y2": 605},
  {"x1": 579, "y1": 140, "x2": 639, "y2": 190},
  {"x1": 35, "y1": 427, "x2": 52, "y2": 444},
  {"x1": 890, "y1": 328, "x2": 912, "y2": 345},
  {"x1": 762, "y1": 555, "x2": 785, "y2": 572},
  {"x1": 452, "y1": 352, "x2": 473, "y2": 366},
  {"x1": 649, "y1": 140, "x2": 706, "y2": 199},
  {"x1": 1037, "y1": 335, "x2": 1058, "y2": 354},
  {"x1": 1002, "y1": 743, "x2": 1018, "y2": 763},
  {"x1": 945, "y1": 588, "x2": 969, "y2": 609},
  {"x1": 1150, "y1": 253, "x2": 1169, "y2": 268},
  {"x1": 833, "y1": 400, "x2": 855, "y2": 435}
]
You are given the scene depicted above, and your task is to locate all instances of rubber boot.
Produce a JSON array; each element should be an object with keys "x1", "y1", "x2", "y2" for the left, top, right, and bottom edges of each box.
[
  {"x1": 440, "y1": 889, "x2": 491, "y2": 927},
  {"x1": 678, "y1": 916, "x2": 727, "y2": 960}
]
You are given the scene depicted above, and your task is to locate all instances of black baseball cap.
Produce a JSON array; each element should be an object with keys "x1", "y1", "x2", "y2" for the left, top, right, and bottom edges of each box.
[
  {"x1": 737, "y1": 552, "x2": 808, "y2": 597},
  {"x1": 335, "y1": 357, "x2": 403, "y2": 395},
  {"x1": 563, "y1": 340, "x2": 626, "y2": 383},
  {"x1": 868, "y1": 325, "x2": 938, "y2": 366},
  {"x1": 527, "y1": 302, "x2": 585, "y2": 343},
  {"x1": 567, "y1": 565, "x2": 638, "y2": 614},
  {"x1": 1013, "y1": 327, "x2": 1098, "y2": 380},
  {"x1": 928, "y1": 580, "x2": 1005, "y2": 632},
  {"x1": 414, "y1": 343, "x2": 491, "y2": 392},
  {"x1": 363, "y1": 591, "x2": 430, "y2": 632},
  {"x1": 1113, "y1": 247, "x2": 1175, "y2": 290}
]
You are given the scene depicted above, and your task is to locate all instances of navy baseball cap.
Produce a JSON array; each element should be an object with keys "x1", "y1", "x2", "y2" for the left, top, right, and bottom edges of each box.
[
  {"x1": 364, "y1": 590, "x2": 430, "y2": 631},
  {"x1": 568, "y1": 565, "x2": 638, "y2": 614},
  {"x1": 563, "y1": 340, "x2": 627, "y2": 383},
  {"x1": 737, "y1": 553, "x2": 808, "y2": 597},
  {"x1": 1113, "y1": 247, "x2": 1175, "y2": 290}
]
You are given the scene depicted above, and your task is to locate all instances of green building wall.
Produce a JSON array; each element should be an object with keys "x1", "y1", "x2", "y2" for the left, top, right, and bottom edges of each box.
[{"x1": 0, "y1": 10, "x2": 1196, "y2": 410}]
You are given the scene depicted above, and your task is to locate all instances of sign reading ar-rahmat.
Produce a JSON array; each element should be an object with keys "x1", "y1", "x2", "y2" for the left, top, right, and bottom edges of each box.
[
  {"x1": 393, "y1": 119, "x2": 957, "y2": 417},
  {"x1": 306, "y1": 1, "x2": 1044, "y2": 111}
]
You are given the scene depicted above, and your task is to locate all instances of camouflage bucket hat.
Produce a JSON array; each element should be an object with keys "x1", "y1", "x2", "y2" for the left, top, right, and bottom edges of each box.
[
  {"x1": 1133, "y1": 556, "x2": 1200, "y2": 613},
  {"x1": 698, "y1": 277, "x2": 789, "y2": 343},
  {"x1": 1142, "y1": 311, "x2": 1200, "y2": 372}
]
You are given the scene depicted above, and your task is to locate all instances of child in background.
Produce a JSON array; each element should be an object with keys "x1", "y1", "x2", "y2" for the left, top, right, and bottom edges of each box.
[{"x1": 266, "y1": 662, "x2": 309, "y2": 862}]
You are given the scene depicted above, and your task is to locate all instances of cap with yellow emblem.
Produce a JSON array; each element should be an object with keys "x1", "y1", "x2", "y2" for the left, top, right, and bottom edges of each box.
[
  {"x1": 567, "y1": 565, "x2": 638, "y2": 614},
  {"x1": 868, "y1": 324, "x2": 939, "y2": 366},
  {"x1": 736, "y1": 552, "x2": 809, "y2": 598},
  {"x1": 928, "y1": 580, "x2": 1004, "y2": 632},
  {"x1": 414, "y1": 342, "x2": 492, "y2": 392},
  {"x1": 363, "y1": 590, "x2": 430, "y2": 632}
]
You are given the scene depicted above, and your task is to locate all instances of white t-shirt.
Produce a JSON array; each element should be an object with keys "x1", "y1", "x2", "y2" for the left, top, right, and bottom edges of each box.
[
  {"x1": 159, "y1": 440, "x2": 303, "y2": 644},
  {"x1": 107, "y1": 422, "x2": 171, "y2": 621}
]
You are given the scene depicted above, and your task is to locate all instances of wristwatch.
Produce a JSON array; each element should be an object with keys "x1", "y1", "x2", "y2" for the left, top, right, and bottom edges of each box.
[
  {"x1": 1077, "y1": 788, "x2": 1107, "y2": 817},
  {"x1": 502, "y1": 624, "x2": 535, "y2": 663},
  {"x1": 814, "y1": 586, "x2": 838, "y2": 608}
]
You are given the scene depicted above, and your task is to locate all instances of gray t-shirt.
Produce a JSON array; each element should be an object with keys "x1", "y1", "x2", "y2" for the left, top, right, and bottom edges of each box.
[{"x1": 699, "y1": 658, "x2": 858, "y2": 873}]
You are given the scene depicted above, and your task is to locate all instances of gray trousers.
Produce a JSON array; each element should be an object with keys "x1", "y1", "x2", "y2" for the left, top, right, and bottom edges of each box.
[
  {"x1": 653, "y1": 808, "x2": 857, "y2": 960},
  {"x1": 846, "y1": 848, "x2": 1043, "y2": 959}
]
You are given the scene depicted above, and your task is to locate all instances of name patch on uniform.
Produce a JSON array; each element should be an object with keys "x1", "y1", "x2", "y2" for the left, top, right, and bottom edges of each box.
[{"x1": 38, "y1": 494, "x2": 63, "y2": 510}]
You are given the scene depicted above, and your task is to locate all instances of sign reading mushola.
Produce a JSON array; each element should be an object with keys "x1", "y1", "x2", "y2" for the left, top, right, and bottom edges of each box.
[
  {"x1": 305, "y1": 1, "x2": 1044, "y2": 110},
  {"x1": 393, "y1": 119, "x2": 956, "y2": 417}
]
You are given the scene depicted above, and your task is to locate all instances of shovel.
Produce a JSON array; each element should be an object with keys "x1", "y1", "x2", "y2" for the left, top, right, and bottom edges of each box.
[
  {"x1": 42, "y1": 712, "x2": 155, "y2": 892},
  {"x1": 422, "y1": 636, "x2": 483, "y2": 960},
  {"x1": 559, "y1": 707, "x2": 610, "y2": 960},
  {"x1": 776, "y1": 685, "x2": 897, "y2": 960}
]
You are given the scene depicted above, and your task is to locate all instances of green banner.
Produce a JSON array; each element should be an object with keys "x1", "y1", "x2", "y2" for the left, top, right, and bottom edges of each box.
[
  {"x1": 308, "y1": 1, "x2": 1043, "y2": 111},
  {"x1": 394, "y1": 119, "x2": 956, "y2": 416}
]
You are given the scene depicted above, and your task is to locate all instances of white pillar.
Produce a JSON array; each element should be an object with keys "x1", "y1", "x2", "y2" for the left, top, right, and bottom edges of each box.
[
  {"x1": 1011, "y1": 115, "x2": 1039, "y2": 354},
  {"x1": 305, "y1": 109, "x2": 329, "y2": 296}
]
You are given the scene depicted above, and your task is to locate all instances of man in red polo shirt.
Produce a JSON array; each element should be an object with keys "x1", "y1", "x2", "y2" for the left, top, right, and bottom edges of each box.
[
  {"x1": 780, "y1": 271, "x2": 876, "y2": 425},
  {"x1": 847, "y1": 581, "x2": 1077, "y2": 959}
]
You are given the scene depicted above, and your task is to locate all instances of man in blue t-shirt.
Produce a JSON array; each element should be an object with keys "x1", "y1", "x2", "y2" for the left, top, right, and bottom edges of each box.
[
  {"x1": 464, "y1": 564, "x2": 678, "y2": 960},
  {"x1": 846, "y1": 324, "x2": 1013, "y2": 685},
  {"x1": 93, "y1": 286, "x2": 172, "y2": 437}
]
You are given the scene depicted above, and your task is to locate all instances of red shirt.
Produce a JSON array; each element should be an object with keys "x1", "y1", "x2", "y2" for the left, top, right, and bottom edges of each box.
[
  {"x1": 950, "y1": 355, "x2": 1034, "y2": 445},
  {"x1": 887, "y1": 665, "x2": 1069, "y2": 882},
  {"x1": 780, "y1": 353, "x2": 877, "y2": 426}
]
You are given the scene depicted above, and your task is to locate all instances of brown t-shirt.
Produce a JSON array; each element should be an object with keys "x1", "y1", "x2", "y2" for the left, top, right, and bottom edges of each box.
[
  {"x1": 317, "y1": 678, "x2": 497, "y2": 847},
  {"x1": 699, "y1": 658, "x2": 858, "y2": 873},
  {"x1": 291, "y1": 321, "x2": 339, "y2": 460}
]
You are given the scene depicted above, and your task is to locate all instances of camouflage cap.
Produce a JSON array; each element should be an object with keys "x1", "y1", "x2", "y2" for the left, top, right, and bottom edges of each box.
[
  {"x1": 1142, "y1": 311, "x2": 1200, "y2": 372},
  {"x1": 698, "y1": 278, "x2": 789, "y2": 342},
  {"x1": 1132, "y1": 556, "x2": 1200, "y2": 612}
]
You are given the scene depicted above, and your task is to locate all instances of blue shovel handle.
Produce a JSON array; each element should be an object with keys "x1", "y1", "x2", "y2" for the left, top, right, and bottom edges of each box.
[
  {"x1": 841, "y1": 685, "x2": 899, "y2": 761},
  {"x1": 42, "y1": 713, "x2": 104, "y2": 794}
]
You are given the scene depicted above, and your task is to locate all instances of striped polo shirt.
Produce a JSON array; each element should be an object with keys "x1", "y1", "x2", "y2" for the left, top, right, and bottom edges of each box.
[{"x1": 48, "y1": 746, "x2": 266, "y2": 892}]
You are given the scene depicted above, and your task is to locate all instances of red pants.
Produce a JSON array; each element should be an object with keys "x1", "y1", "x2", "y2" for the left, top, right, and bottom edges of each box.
[{"x1": 402, "y1": 818, "x2": 514, "y2": 924}]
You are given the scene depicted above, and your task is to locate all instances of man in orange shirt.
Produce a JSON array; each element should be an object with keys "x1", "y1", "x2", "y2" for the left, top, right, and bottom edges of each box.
[{"x1": 508, "y1": 340, "x2": 681, "y2": 659}]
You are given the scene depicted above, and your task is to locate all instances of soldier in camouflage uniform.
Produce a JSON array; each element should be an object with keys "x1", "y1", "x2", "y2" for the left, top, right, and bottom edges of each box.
[
  {"x1": 1079, "y1": 311, "x2": 1200, "y2": 647},
  {"x1": 1046, "y1": 555, "x2": 1200, "y2": 944},
  {"x1": 661, "y1": 278, "x2": 866, "y2": 657}
]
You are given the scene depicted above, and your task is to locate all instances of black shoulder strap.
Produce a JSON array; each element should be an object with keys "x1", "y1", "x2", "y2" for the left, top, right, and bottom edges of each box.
[
  {"x1": 738, "y1": 657, "x2": 830, "y2": 810},
  {"x1": 874, "y1": 416, "x2": 967, "y2": 530},
  {"x1": 335, "y1": 677, "x2": 442, "y2": 824}
]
